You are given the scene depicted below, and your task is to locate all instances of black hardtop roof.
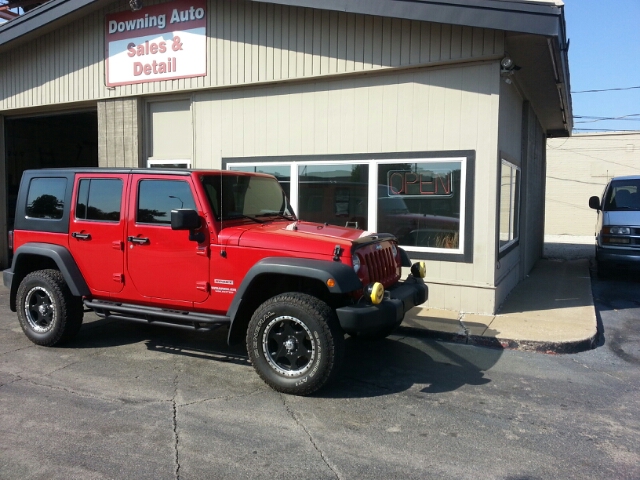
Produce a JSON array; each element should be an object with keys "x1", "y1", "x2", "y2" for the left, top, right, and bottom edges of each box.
[{"x1": 22, "y1": 167, "x2": 276, "y2": 179}]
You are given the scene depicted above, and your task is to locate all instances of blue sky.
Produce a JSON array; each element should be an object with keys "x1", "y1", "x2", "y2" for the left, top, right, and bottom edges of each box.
[{"x1": 563, "y1": 0, "x2": 640, "y2": 133}]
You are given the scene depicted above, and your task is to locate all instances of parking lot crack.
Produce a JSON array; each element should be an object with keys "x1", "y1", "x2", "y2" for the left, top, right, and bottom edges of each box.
[
  {"x1": 279, "y1": 394, "x2": 341, "y2": 480},
  {"x1": 0, "y1": 345, "x2": 35, "y2": 356},
  {"x1": 172, "y1": 372, "x2": 181, "y2": 480},
  {"x1": 20, "y1": 377, "x2": 121, "y2": 403},
  {"x1": 177, "y1": 389, "x2": 262, "y2": 408}
]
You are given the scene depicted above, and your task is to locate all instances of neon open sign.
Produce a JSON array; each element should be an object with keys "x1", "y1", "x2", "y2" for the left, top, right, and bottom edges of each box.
[{"x1": 387, "y1": 170, "x2": 454, "y2": 197}]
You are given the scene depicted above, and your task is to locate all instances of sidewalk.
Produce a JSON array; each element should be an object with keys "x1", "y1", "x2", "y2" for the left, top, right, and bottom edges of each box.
[{"x1": 399, "y1": 247, "x2": 598, "y2": 354}]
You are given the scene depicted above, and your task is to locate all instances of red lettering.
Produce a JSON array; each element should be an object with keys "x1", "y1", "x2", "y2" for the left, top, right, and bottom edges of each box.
[
  {"x1": 437, "y1": 174, "x2": 451, "y2": 195},
  {"x1": 144, "y1": 64, "x2": 152, "y2": 75},
  {"x1": 420, "y1": 174, "x2": 435, "y2": 195},
  {"x1": 404, "y1": 173, "x2": 419, "y2": 195},
  {"x1": 388, "y1": 172, "x2": 404, "y2": 195},
  {"x1": 159, "y1": 41, "x2": 166, "y2": 53},
  {"x1": 127, "y1": 43, "x2": 136, "y2": 58},
  {"x1": 133, "y1": 62, "x2": 143, "y2": 76},
  {"x1": 150, "y1": 43, "x2": 158, "y2": 54},
  {"x1": 136, "y1": 44, "x2": 145, "y2": 56}
]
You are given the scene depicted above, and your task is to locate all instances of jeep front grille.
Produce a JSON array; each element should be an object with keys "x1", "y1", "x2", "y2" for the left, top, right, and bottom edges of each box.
[{"x1": 361, "y1": 244, "x2": 399, "y2": 287}]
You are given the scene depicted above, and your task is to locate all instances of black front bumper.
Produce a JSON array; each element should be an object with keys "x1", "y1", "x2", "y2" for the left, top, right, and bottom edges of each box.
[{"x1": 335, "y1": 276, "x2": 427, "y2": 335}]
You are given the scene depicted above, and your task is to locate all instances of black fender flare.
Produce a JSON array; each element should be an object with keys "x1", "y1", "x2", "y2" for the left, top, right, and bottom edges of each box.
[
  {"x1": 226, "y1": 257, "x2": 362, "y2": 343},
  {"x1": 7, "y1": 243, "x2": 90, "y2": 310}
]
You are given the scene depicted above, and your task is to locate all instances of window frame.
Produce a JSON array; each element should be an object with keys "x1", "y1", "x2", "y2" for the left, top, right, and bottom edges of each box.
[
  {"x1": 147, "y1": 159, "x2": 192, "y2": 169},
  {"x1": 497, "y1": 157, "x2": 521, "y2": 256},
  {"x1": 75, "y1": 178, "x2": 123, "y2": 223},
  {"x1": 224, "y1": 151, "x2": 475, "y2": 263}
]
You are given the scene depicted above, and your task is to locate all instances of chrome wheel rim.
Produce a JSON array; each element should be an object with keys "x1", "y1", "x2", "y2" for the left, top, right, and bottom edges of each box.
[
  {"x1": 262, "y1": 315, "x2": 315, "y2": 377},
  {"x1": 24, "y1": 286, "x2": 56, "y2": 333}
]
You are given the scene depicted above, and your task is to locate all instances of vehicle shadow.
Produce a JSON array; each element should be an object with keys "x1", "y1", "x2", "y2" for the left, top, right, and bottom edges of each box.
[
  {"x1": 67, "y1": 314, "x2": 502, "y2": 398},
  {"x1": 319, "y1": 336, "x2": 501, "y2": 399}
]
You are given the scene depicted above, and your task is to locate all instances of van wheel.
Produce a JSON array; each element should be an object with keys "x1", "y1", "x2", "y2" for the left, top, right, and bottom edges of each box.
[
  {"x1": 16, "y1": 270, "x2": 84, "y2": 346},
  {"x1": 246, "y1": 293, "x2": 344, "y2": 396}
]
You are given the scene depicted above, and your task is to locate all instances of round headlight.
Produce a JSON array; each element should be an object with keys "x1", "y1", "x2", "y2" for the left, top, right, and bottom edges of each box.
[
  {"x1": 352, "y1": 254, "x2": 361, "y2": 273},
  {"x1": 411, "y1": 261, "x2": 426, "y2": 278}
]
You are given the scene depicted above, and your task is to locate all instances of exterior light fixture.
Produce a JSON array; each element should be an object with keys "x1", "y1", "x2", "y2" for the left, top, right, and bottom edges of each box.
[
  {"x1": 129, "y1": 0, "x2": 142, "y2": 11},
  {"x1": 500, "y1": 55, "x2": 520, "y2": 84}
]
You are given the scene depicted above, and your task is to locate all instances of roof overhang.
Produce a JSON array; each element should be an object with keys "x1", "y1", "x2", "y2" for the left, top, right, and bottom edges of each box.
[{"x1": 0, "y1": 0, "x2": 572, "y2": 135}]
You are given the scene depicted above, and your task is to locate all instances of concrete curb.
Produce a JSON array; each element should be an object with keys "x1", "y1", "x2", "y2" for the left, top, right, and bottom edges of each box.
[{"x1": 396, "y1": 325, "x2": 599, "y2": 354}]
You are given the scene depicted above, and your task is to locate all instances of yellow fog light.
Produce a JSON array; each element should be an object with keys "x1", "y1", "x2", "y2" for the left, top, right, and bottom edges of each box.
[
  {"x1": 367, "y1": 282, "x2": 384, "y2": 305},
  {"x1": 411, "y1": 261, "x2": 426, "y2": 278}
]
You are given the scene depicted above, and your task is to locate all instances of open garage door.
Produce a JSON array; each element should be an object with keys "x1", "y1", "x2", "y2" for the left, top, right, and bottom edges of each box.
[{"x1": 3, "y1": 110, "x2": 98, "y2": 267}]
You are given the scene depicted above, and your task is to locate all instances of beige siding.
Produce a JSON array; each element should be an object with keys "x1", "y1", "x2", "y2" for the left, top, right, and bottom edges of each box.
[
  {"x1": 97, "y1": 98, "x2": 142, "y2": 167},
  {"x1": 546, "y1": 132, "x2": 640, "y2": 236},
  {"x1": 0, "y1": 115, "x2": 6, "y2": 269},
  {"x1": 520, "y1": 104, "x2": 546, "y2": 276},
  {"x1": 495, "y1": 77, "x2": 524, "y2": 307},
  {"x1": 0, "y1": 0, "x2": 504, "y2": 112},
  {"x1": 193, "y1": 62, "x2": 502, "y2": 313}
]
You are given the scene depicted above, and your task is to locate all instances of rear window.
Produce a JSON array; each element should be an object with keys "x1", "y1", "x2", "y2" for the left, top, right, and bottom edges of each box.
[{"x1": 25, "y1": 177, "x2": 67, "y2": 220}]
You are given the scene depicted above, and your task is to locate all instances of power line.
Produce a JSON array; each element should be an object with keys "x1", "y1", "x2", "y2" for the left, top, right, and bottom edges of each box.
[{"x1": 572, "y1": 86, "x2": 640, "y2": 93}]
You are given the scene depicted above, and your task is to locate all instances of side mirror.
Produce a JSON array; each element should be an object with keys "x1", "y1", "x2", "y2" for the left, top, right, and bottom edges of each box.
[
  {"x1": 171, "y1": 209, "x2": 201, "y2": 230},
  {"x1": 588, "y1": 196, "x2": 601, "y2": 210}
]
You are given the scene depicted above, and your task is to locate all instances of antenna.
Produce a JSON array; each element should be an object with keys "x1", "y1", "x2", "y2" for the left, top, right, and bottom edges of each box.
[{"x1": 220, "y1": 169, "x2": 226, "y2": 258}]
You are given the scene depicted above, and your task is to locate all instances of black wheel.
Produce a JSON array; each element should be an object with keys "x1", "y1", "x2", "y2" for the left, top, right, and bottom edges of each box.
[
  {"x1": 16, "y1": 270, "x2": 84, "y2": 346},
  {"x1": 246, "y1": 293, "x2": 345, "y2": 396}
]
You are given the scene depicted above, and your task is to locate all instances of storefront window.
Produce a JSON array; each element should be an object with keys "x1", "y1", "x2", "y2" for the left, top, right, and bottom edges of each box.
[
  {"x1": 225, "y1": 153, "x2": 471, "y2": 259},
  {"x1": 229, "y1": 165, "x2": 291, "y2": 198},
  {"x1": 377, "y1": 161, "x2": 461, "y2": 249},
  {"x1": 298, "y1": 164, "x2": 369, "y2": 229},
  {"x1": 498, "y1": 160, "x2": 520, "y2": 252}
]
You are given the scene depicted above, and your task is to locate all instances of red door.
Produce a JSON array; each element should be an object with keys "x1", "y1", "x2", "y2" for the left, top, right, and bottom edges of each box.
[
  {"x1": 125, "y1": 175, "x2": 209, "y2": 303},
  {"x1": 69, "y1": 175, "x2": 127, "y2": 294}
]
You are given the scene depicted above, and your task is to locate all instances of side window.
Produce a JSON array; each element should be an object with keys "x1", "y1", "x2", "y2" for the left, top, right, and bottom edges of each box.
[
  {"x1": 76, "y1": 179, "x2": 123, "y2": 221},
  {"x1": 26, "y1": 177, "x2": 67, "y2": 220},
  {"x1": 137, "y1": 180, "x2": 196, "y2": 225}
]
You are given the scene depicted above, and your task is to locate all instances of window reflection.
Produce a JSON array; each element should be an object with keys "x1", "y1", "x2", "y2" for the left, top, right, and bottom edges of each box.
[
  {"x1": 378, "y1": 162, "x2": 461, "y2": 248},
  {"x1": 298, "y1": 164, "x2": 369, "y2": 230}
]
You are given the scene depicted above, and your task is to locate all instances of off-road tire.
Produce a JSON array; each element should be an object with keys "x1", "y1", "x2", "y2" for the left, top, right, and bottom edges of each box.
[
  {"x1": 246, "y1": 293, "x2": 345, "y2": 396},
  {"x1": 16, "y1": 269, "x2": 84, "y2": 346}
]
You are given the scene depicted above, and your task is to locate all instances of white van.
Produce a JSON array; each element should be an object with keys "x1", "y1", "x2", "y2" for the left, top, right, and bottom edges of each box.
[{"x1": 589, "y1": 175, "x2": 640, "y2": 276}]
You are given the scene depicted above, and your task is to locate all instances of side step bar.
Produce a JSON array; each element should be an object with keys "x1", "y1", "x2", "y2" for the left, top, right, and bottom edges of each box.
[{"x1": 84, "y1": 299, "x2": 231, "y2": 331}]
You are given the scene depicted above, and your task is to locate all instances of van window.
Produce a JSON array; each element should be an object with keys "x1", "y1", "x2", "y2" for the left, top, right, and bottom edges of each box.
[{"x1": 603, "y1": 179, "x2": 640, "y2": 211}]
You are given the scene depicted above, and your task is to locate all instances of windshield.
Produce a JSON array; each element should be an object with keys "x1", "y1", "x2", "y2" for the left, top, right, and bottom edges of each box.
[
  {"x1": 200, "y1": 174, "x2": 296, "y2": 221},
  {"x1": 602, "y1": 179, "x2": 640, "y2": 211}
]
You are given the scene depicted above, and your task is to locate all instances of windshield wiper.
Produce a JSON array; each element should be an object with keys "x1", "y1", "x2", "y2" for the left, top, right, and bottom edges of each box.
[
  {"x1": 255, "y1": 212, "x2": 296, "y2": 220},
  {"x1": 222, "y1": 214, "x2": 264, "y2": 223}
]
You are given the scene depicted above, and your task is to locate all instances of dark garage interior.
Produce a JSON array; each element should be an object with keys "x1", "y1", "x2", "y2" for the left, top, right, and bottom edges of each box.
[{"x1": 4, "y1": 110, "x2": 98, "y2": 231}]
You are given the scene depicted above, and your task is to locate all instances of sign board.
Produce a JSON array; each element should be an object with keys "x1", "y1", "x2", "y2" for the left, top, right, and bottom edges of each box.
[
  {"x1": 105, "y1": 0, "x2": 206, "y2": 86},
  {"x1": 386, "y1": 170, "x2": 454, "y2": 198}
]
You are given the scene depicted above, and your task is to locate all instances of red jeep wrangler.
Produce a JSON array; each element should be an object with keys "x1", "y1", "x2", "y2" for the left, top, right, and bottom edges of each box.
[{"x1": 3, "y1": 168, "x2": 427, "y2": 395}]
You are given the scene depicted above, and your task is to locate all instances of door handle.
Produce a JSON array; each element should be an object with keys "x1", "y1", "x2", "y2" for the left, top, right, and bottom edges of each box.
[
  {"x1": 72, "y1": 232, "x2": 91, "y2": 240},
  {"x1": 127, "y1": 236, "x2": 149, "y2": 245}
]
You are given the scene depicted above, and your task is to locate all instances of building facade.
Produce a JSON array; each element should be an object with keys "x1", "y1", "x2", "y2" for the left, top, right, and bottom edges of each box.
[
  {"x1": 0, "y1": 0, "x2": 572, "y2": 314},
  {"x1": 546, "y1": 132, "x2": 640, "y2": 237}
]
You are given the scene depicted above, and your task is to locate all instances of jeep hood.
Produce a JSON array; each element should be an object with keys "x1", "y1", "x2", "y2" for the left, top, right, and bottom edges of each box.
[{"x1": 220, "y1": 221, "x2": 379, "y2": 255}]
